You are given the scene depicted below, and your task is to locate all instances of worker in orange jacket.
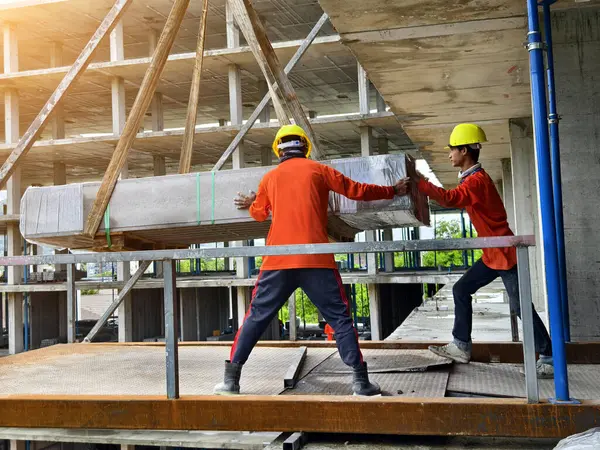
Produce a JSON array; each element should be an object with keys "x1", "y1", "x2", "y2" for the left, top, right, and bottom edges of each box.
[
  {"x1": 412, "y1": 124, "x2": 553, "y2": 378},
  {"x1": 214, "y1": 124, "x2": 410, "y2": 396}
]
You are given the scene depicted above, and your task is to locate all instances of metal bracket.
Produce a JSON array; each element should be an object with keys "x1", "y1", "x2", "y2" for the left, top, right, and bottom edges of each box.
[
  {"x1": 549, "y1": 397, "x2": 581, "y2": 405},
  {"x1": 526, "y1": 41, "x2": 544, "y2": 52},
  {"x1": 283, "y1": 432, "x2": 307, "y2": 450},
  {"x1": 548, "y1": 114, "x2": 561, "y2": 124}
]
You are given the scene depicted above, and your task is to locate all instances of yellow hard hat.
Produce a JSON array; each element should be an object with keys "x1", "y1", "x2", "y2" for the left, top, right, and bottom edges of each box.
[
  {"x1": 272, "y1": 124, "x2": 312, "y2": 158},
  {"x1": 445, "y1": 124, "x2": 487, "y2": 149}
]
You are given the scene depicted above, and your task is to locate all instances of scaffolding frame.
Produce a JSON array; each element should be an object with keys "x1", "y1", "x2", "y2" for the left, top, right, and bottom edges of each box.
[{"x1": 0, "y1": 235, "x2": 539, "y2": 402}]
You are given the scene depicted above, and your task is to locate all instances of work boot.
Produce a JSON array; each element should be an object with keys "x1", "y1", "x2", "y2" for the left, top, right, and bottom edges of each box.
[
  {"x1": 213, "y1": 360, "x2": 243, "y2": 395},
  {"x1": 352, "y1": 362, "x2": 382, "y2": 396},
  {"x1": 520, "y1": 356, "x2": 554, "y2": 379},
  {"x1": 428, "y1": 341, "x2": 471, "y2": 364}
]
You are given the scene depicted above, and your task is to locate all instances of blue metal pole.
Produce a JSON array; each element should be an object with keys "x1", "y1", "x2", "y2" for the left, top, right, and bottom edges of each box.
[
  {"x1": 542, "y1": 0, "x2": 570, "y2": 342},
  {"x1": 526, "y1": 0, "x2": 569, "y2": 401}
]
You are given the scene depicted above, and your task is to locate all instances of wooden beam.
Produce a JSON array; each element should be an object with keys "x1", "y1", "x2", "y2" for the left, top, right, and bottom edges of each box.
[
  {"x1": 178, "y1": 0, "x2": 209, "y2": 174},
  {"x1": 211, "y1": 13, "x2": 329, "y2": 171},
  {"x1": 226, "y1": 0, "x2": 321, "y2": 158},
  {"x1": 0, "y1": 395, "x2": 598, "y2": 438},
  {"x1": 83, "y1": 0, "x2": 191, "y2": 238},
  {"x1": 0, "y1": 0, "x2": 132, "y2": 190}
]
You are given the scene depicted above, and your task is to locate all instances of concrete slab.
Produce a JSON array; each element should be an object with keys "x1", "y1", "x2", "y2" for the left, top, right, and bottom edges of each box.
[
  {"x1": 0, "y1": 428, "x2": 280, "y2": 450},
  {"x1": 386, "y1": 280, "x2": 527, "y2": 343}
]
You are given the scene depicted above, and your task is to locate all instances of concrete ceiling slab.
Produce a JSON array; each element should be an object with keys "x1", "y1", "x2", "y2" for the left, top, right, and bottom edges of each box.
[{"x1": 317, "y1": 0, "x2": 532, "y2": 186}]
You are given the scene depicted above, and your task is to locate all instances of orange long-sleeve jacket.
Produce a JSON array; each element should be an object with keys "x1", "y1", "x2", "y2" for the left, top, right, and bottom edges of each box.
[
  {"x1": 417, "y1": 169, "x2": 517, "y2": 271},
  {"x1": 249, "y1": 157, "x2": 396, "y2": 270}
]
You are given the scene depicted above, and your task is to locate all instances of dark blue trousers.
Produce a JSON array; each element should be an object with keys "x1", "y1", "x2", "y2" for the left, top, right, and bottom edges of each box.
[
  {"x1": 230, "y1": 269, "x2": 363, "y2": 367},
  {"x1": 453, "y1": 259, "x2": 552, "y2": 355}
]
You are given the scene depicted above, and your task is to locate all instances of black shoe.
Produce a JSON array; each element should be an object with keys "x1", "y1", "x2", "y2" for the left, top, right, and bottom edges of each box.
[
  {"x1": 213, "y1": 360, "x2": 243, "y2": 395},
  {"x1": 352, "y1": 362, "x2": 382, "y2": 396}
]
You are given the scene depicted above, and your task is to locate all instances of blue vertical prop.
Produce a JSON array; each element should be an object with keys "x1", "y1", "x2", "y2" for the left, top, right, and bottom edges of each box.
[{"x1": 526, "y1": 0, "x2": 569, "y2": 401}]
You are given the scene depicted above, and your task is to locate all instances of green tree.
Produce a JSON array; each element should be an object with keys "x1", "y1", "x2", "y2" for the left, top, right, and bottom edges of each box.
[{"x1": 421, "y1": 219, "x2": 482, "y2": 267}]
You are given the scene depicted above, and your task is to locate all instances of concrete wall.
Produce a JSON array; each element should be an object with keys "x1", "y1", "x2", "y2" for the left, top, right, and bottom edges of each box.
[
  {"x1": 379, "y1": 284, "x2": 423, "y2": 339},
  {"x1": 553, "y1": 7, "x2": 600, "y2": 340},
  {"x1": 131, "y1": 289, "x2": 163, "y2": 342},
  {"x1": 30, "y1": 292, "x2": 63, "y2": 349},
  {"x1": 180, "y1": 287, "x2": 230, "y2": 341}
]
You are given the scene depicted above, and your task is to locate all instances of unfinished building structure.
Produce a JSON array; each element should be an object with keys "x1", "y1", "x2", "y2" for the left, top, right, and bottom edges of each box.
[{"x1": 0, "y1": 0, "x2": 447, "y2": 353}]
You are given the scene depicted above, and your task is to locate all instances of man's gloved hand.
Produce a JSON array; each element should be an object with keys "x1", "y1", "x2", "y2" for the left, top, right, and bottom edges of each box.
[
  {"x1": 234, "y1": 190, "x2": 256, "y2": 209},
  {"x1": 393, "y1": 178, "x2": 410, "y2": 196}
]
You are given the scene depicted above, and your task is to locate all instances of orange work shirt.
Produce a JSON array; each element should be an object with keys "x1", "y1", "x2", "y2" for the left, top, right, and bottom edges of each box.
[
  {"x1": 249, "y1": 157, "x2": 396, "y2": 270},
  {"x1": 417, "y1": 169, "x2": 517, "y2": 271}
]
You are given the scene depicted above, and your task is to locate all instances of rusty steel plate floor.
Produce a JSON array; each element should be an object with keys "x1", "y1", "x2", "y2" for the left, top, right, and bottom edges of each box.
[
  {"x1": 0, "y1": 344, "x2": 335, "y2": 396},
  {"x1": 1, "y1": 344, "x2": 598, "y2": 401},
  {"x1": 447, "y1": 362, "x2": 600, "y2": 399}
]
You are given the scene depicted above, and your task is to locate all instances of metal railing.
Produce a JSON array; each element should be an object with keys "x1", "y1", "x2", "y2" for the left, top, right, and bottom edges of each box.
[{"x1": 0, "y1": 235, "x2": 540, "y2": 403}]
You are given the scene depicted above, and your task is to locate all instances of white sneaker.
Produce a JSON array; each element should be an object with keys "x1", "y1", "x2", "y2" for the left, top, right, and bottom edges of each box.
[
  {"x1": 519, "y1": 359, "x2": 554, "y2": 379},
  {"x1": 536, "y1": 360, "x2": 554, "y2": 379},
  {"x1": 428, "y1": 341, "x2": 471, "y2": 364}
]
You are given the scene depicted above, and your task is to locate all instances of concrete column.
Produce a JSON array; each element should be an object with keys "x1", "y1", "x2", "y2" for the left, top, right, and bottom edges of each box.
[
  {"x1": 111, "y1": 20, "x2": 126, "y2": 136},
  {"x1": 52, "y1": 162, "x2": 68, "y2": 342},
  {"x1": 382, "y1": 229, "x2": 394, "y2": 272},
  {"x1": 50, "y1": 42, "x2": 66, "y2": 139},
  {"x1": 358, "y1": 74, "x2": 382, "y2": 337},
  {"x1": 151, "y1": 150, "x2": 165, "y2": 274},
  {"x1": 357, "y1": 63, "x2": 370, "y2": 115},
  {"x1": 549, "y1": 8, "x2": 600, "y2": 339},
  {"x1": 509, "y1": 118, "x2": 546, "y2": 313},
  {"x1": 501, "y1": 158, "x2": 515, "y2": 231},
  {"x1": 226, "y1": 2, "x2": 250, "y2": 327},
  {"x1": 10, "y1": 441, "x2": 25, "y2": 450},
  {"x1": 149, "y1": 29, "x2": 165, "y2": 135},
  {"x1": 257, "y1": 80, "x2": 270, "y2": 123},
  {"x1": 109, "y1": 20, "x2": 132, "y2": 342},
  {"x1": 258, "y1": 81, "x2": 273, "y2": 166},
  {"x1": 7, "y1": 169, "x2": 23, "y2": 355},
  {"x1": 4, "y1": 23, "x2": 23, "y2": 355},
  {"x1": 375, "y1": 89, "x2": 389, "y2": 154}
]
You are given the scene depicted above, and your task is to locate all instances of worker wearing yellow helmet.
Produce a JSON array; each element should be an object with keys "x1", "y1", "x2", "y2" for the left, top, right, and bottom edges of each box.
[
  {"x1": 271, "y1": 123, "x2": 312, "y2": 159},
  {"x1": 412, "y1": 123, "x2": 554, "y2": 378},
  {"x1": 214, "y1": 124, "x2": 411, "y2": 396}
]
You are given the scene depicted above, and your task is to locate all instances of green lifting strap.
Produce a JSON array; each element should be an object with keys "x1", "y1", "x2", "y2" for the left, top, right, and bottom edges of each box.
[
  {"x1": 104, "y1": 204, "x2": 111, "y2": 249},
  {"x1": 196, "y1": 172, "x2": 216, "y2": 225}
]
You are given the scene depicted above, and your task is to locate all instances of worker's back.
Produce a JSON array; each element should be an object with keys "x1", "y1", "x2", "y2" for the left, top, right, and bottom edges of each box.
[
  {"x1": 252, "y1": 158, "x2": 335, "y2": 270},
  {"x1": 249, "y1": 157, "x2": 395, "y2": 270}
]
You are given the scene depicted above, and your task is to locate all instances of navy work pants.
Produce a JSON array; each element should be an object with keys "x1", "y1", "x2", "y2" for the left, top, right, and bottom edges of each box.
[
  {"x1": 453, "y1": 259, "x2": 552, "y2": 356},
  {"x1": 230, "y1": 268, "x2": 363, "y2": 367}
]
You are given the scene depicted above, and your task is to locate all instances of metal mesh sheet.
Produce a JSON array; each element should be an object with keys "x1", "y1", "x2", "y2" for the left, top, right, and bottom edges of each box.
[
  {"x1": 290, "y1": 370, "x2": 450, "y2": 397},
  {"x1": 447, "y1": 363, "x2": 600, "y2": 399},
  {"x1": 0, "y1": 345, "x2": 335, "y2": 396},
  {"x1": 311, "y1": 349, "x2": 451, "y2": 374},
  {"x1": 288, "y1": 350, "x2": 450, "y2": 397}
]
